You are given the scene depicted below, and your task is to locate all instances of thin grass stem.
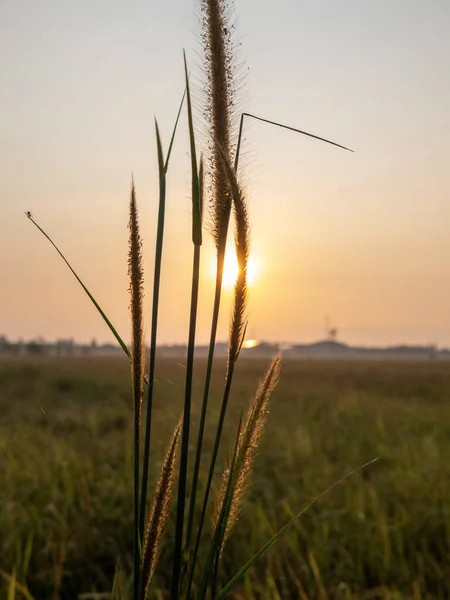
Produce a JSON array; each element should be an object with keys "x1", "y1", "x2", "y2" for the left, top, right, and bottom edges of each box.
[
  {"x1": 139, "y1": 122, "x2": 166, "y2": 543},
  {"x1": 234, "y1": 112, "x2": 354, "y2": 173},
  {"x1": 170, "y1": 52, "x2": 203, "y2": 600},
  {"x1": 170, "y1": 246, "x2": 200, "y2": 600},
  {"x1": 26, "y1": 214, "x2": 130, "y2": 359},
  {"x1": 213, "y1": 458, "x2": 380, "y2": 600},
  {"x1": 184, "y1": 230, "x2": 227, "y2": 552},
  {"x1": 139, "y1": 90, "x2": 185, "y2": 540}
]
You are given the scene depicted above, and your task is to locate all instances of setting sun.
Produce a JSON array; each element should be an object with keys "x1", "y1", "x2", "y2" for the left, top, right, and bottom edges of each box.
[
  {"x1": 242, "y1": 338, "x2": 259, "y2": 349},
  {"x1": 216, "y1": 247, "x2": 259, "y2": 289}
]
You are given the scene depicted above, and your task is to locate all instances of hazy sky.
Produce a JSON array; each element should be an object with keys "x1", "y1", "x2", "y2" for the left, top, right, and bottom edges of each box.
[{"x1": 1, "y1": 0, "x2": 450, "y2": 347}]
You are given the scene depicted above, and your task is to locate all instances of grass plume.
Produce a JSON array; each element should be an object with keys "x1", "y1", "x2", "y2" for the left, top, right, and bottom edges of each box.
[
  {"x1": 127, "y1": 179, "x2": 145, "y2": 599},
  {"x1": 213, "y1": 354, "x2": 282, "y2": 554},
  {"x1": 128, "y1": 179, "x2": 145, "y2": 432},
  {"x1": 201, "y1": 0, "x2": 236, "y2": 248},
  {"x1": 141, "y1": 420, "x2": 181, "y2": 599},
  {"x1": 185, "y1": 0, "x2": 239, "y2": 562},
  {"x1": 219, "y1": 148, "x2": 250, "y2": 364}
]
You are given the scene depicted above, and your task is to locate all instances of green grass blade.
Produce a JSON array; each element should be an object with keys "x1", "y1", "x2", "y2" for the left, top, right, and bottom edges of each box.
[
  {"x1": 234, "y1": 112, "x2": 354, "y2": 171},
  {"x1": 164, "y1": 90, "x2": 186, "y2": 174},
  {"x1": 7, "y1": 569, "x2": 15, "y2": 600},
  {"x1": 140, "y1": 98, "x2": 185, "y2": 541},
  {"x1": 155, "y1": 120, "x2": 164, "y2": 178},
  {"x1": 183, "y1": 50, "x2": 201, "y2": 246},
  {"x1": 170, "y1": 52, "x2": 203, "y2": 600},
  {"x1": 170, "y1": 246, "x2": 201, "y2": 600},
  {"x1": 139, "y1": 125, "x2": 166, "y2": 542},
  {"x1": 22, "y1": 533, "x2": 33, "y2": 581},
  {"x1": 26, "y1": 214, "x2": 130, "y2": 358},
  {"x1": 0, "y1": 569, "x2": 36, "y2": 600},
  {"x1": 110, "y1": 559, "x2": 120, "y2": 600},
  {"x1": 213, "y1": 458, "x2": 380, "y2": 600}
]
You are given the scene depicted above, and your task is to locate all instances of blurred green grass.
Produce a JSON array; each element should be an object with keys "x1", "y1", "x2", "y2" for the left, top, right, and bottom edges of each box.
[{"x1": 1, "y1": 356, "x2": 449, "y2": 599}]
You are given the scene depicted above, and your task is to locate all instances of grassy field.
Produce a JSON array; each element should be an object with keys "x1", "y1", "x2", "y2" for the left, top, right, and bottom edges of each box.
[{"x1": 1, "y1": 355, "x2": 449, "y2": 599}]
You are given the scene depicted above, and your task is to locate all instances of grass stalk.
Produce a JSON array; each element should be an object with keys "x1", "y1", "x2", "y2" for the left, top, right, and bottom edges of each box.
[
  {"x1": 138, "y1": 122, "x2": 165, "y2": 544},
  {"x1": 139, "y1": 92, "x2": 185, "y2": 542},
  {"x1": 128, "y1": 181, "x2": 145, "y2": 600},
  {"x1": 185, "y1": 0, "x2": 237, "y2": 565},
  {"x1": 184, "y1": 227, "x2": 228, "y2": 553},
  {"x1": 185, "y1": 360, "x2": 235, "y2": 598},
  {"x1": 186, "y1": 142, "x2": 250, "y2": 598},
  {"x1": 197, "y1": 414, "x2": 244, "y2": 600},
  {"x1": 170, "y1": 52, "x2": 202, "y2": 600}
]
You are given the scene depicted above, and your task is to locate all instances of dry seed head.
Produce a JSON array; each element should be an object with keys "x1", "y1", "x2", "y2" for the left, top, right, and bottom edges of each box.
[
  {"x1": 141, "y1": 420, "x2": 182, "y2": 598},
  {"x1": 217, "y1": 147, "x2": 250, "y2": 364},
  {"x1": 213, "y1": 354, "x2": 282, "y2": 551},
  {"x1": 200, "y1": 0, "x2": 238, "y2": 249},
  {"x1": 128, "y1": 179, "x2": 145, "y2": 424}
]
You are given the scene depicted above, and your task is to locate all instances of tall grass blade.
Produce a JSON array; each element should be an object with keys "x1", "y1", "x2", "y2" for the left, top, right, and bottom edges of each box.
[
  {"x1": 213, "y1": 458, "x2": 380, "y2": 600},
  {"x1": 22, "y1": 533, "x2": 33, "y2": 582},
  {"x1": 0, "y1": 570, "x2": 35, "y2": 600},
  {"x1": 7, "y1": 569, "x2": 15, "y2": 600},
  {"x1": 184, "y1": 240, "x2": 227, "y2": 558},
  {"x1": 139, "y1": 124, "x2": 164, "y2": 539},
  {"x1": 184, "y1": 51, "x2": 202, "y2": 246},
  {"x1": 26, "y1": 214, "x2": 130, "y2": 358},
  {"x1": 234, "y1": 111, "x2": 354, "y2": 171},
  {"x1": 140, "y1": 105, "x2": 181, "y2": 540},
  {"x1": 155, "y1": 120, "x2": 164, "y2": 177},
  {"x1": 164, "y1": 91, "x2": 186, "y2": 173},
  {"x1": 110, "y1": 560, "x2": 121, "y2": 600},
  {"x1": 170, "y1": 52, "x2": 202, "y2": 600}
]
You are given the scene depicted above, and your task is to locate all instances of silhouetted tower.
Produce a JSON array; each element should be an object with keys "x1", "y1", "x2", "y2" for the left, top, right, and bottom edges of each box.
[{"x1": 325, "y1": 315, "x2": 338, "y2": 342}]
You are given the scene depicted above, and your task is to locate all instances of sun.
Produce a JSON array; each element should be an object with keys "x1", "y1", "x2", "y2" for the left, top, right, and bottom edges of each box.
[
  {"x1": 242, "y1": 338, "x2": 258, "y2": 349},
  {"x1": 218, "y1": 247, "x2": 259, "y2": 289}
]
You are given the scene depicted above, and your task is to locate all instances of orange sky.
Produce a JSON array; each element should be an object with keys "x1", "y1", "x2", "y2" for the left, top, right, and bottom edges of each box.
[{"x1": 1, "y1": 0, "x2": 450, "y2": 347}]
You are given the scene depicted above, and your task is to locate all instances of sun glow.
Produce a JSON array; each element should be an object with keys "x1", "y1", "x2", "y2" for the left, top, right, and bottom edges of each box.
[
  {"x1": 242, "y1": 338, "x2": 259, "y2": 349},
  {"x1": 217, "y1": 247, "x2": 259, "y2": 289}
]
